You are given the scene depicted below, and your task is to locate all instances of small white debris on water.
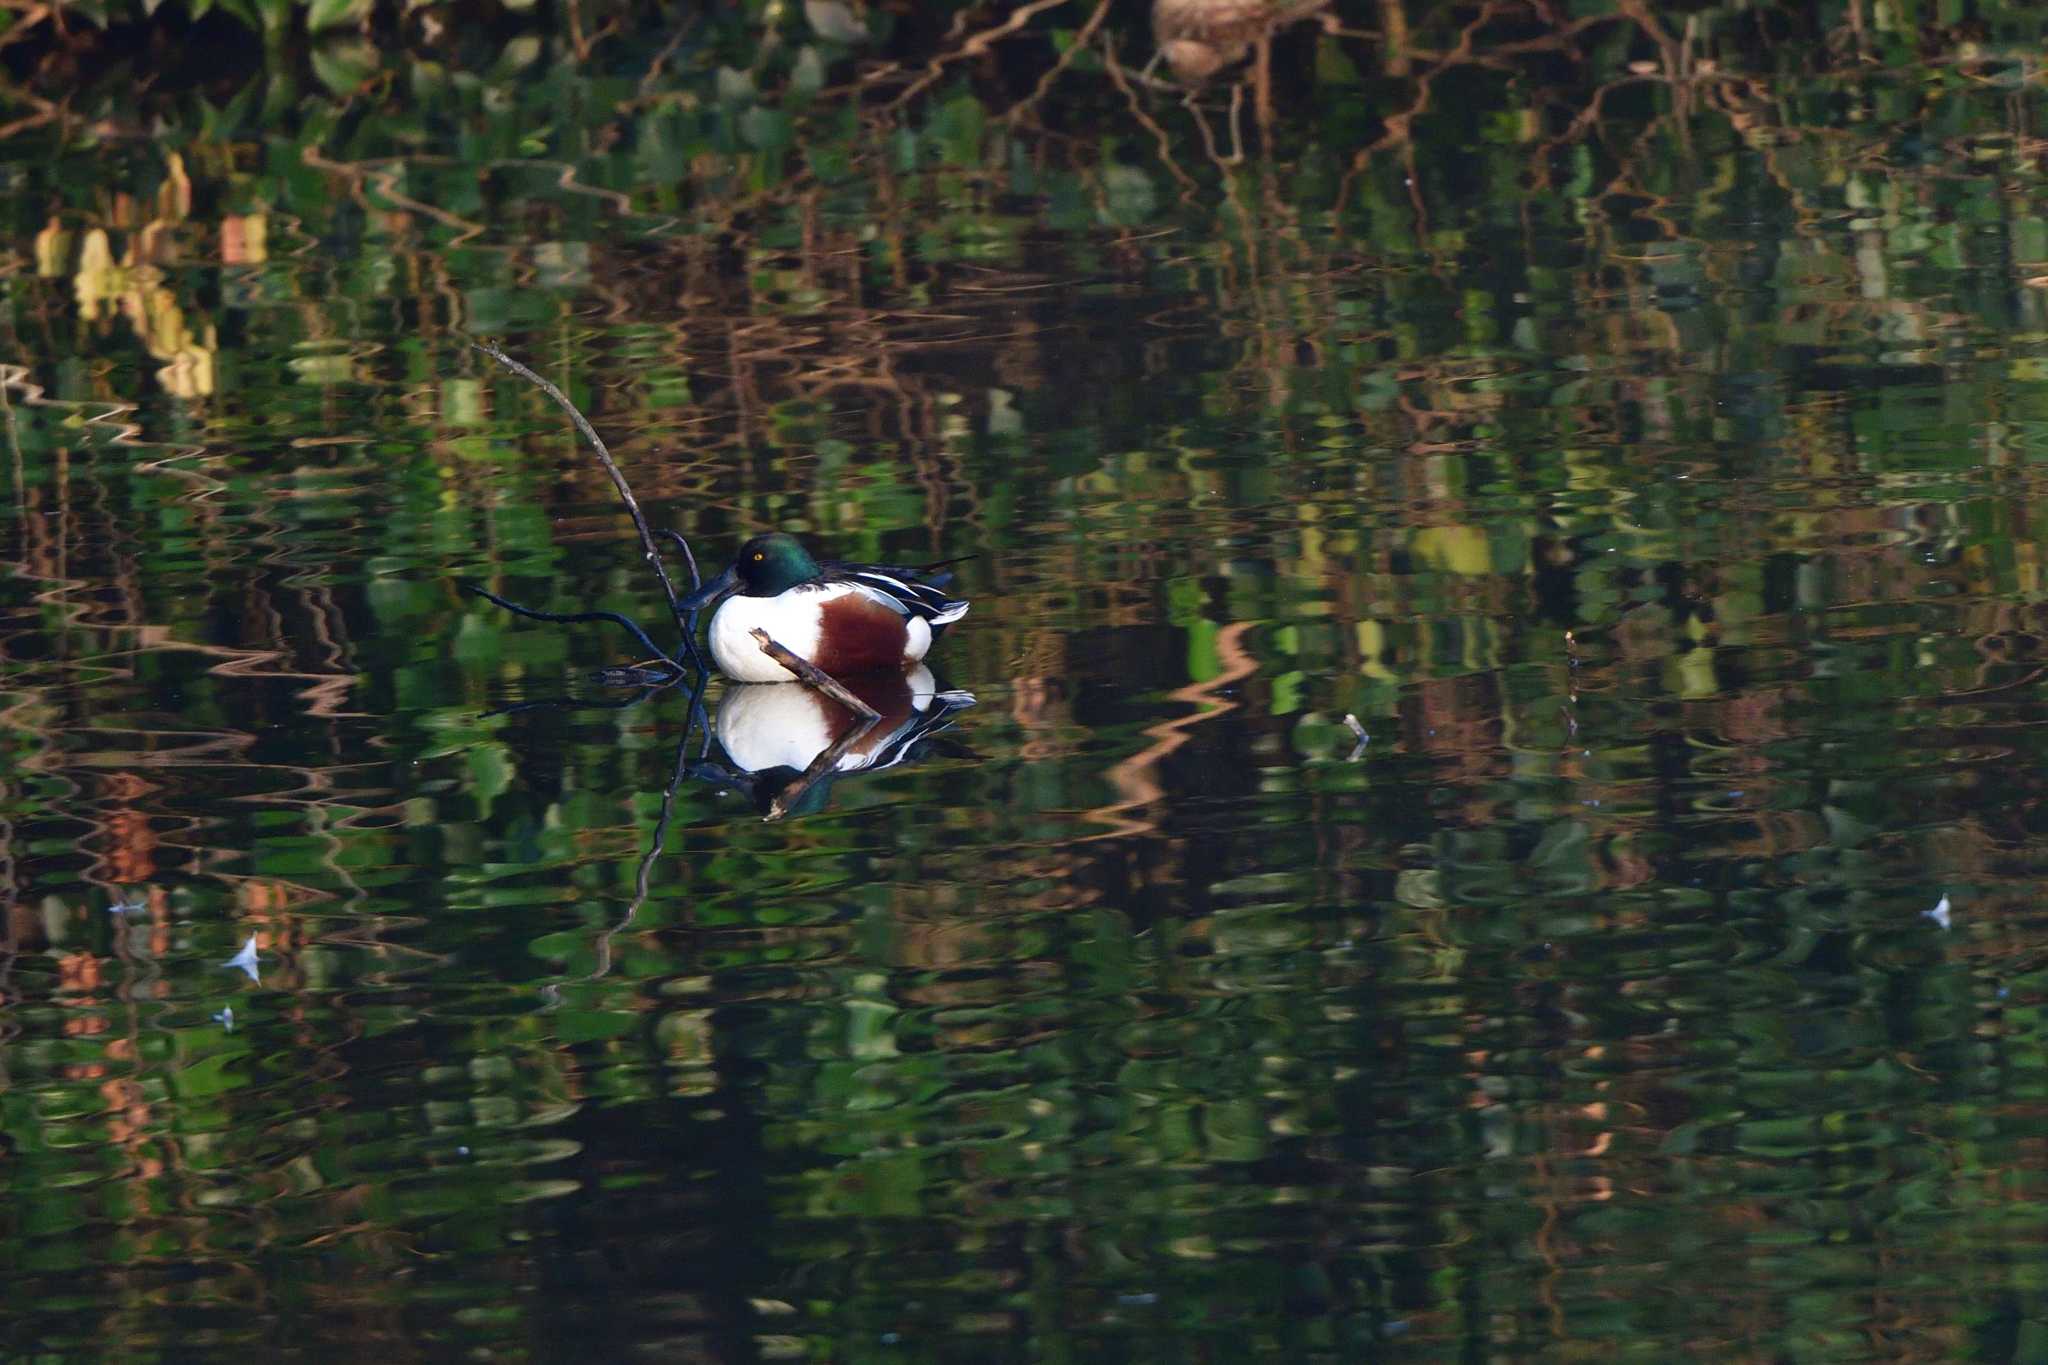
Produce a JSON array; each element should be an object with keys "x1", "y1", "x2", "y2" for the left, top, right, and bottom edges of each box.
[
  {"x1": 213, "y1": 1006, "x2": 234, "y2": 1031},
  {"x1": 222, "y1": 934, "x2": 261, "y2": 983},
  {"x1": 1924, "y1": 894, "x2": 1952, "y2": 930}
]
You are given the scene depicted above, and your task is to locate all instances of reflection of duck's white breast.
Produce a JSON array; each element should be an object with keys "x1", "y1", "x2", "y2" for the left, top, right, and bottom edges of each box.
[{"x1": 716, "y1": 665, "x2": 938, "y2": 775}]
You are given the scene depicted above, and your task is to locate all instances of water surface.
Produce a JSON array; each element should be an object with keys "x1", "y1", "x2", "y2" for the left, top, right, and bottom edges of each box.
[{"x1": 6, "y1": 9, "x2": 2048, "y2": 1359}]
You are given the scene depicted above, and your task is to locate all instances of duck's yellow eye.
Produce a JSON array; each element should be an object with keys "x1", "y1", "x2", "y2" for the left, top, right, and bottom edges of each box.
[{"x1": 753, "y1": 552, "x2": 764, "y2": 561}]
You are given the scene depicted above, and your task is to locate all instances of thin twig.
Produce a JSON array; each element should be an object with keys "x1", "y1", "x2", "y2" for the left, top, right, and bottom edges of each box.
[
  {"x1": 749, "y1": 628, "x2": 880, "y2": 720},
  {"x1": 460, "y1": 581, "x2": 680, "y2": 671},
  {"x1": 655, "y1": 528, "x2": 701, "y2": 592},
  {"x1": 471, "y1": 341, "x2": 702, "y2": 669}
]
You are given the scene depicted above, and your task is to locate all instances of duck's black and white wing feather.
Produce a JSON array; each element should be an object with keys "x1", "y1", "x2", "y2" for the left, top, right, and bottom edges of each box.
[{"x1": 828, "y1": 564, "x2": 971, "y2": 626}]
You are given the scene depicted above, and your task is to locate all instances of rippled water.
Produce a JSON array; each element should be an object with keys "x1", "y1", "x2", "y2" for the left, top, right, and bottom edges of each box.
[{"x1": 10, "y1": 29, "x2": 2048, "y2": 1360}]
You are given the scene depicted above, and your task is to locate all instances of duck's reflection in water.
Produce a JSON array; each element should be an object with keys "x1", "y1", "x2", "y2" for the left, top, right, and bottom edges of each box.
[{"x1": 700, "y1": 665, "x2": 974, "y2": 819}]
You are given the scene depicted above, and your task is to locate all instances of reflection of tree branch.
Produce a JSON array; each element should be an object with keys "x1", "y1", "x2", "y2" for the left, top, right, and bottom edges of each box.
[
  {"x1": 0, "y1": 104, "x2": 55, "y2": 141},
  {"x1": 1082, "y1": 620, "x2": 1257, "y2": 840},
  {"x1": 564, "y1": 0, "x2": 621, "y2": 63},
  {"x1": 1002, "y1": 0, "x2": 1115, "y2": 126},
  {"x1": 0, "y1": 73, "x2": 144, "y2": 140},
  {"x1": 1485, "y1": 9, "x2": 1624, "y2": 58},
  {"x1": 1105, "y1": 40, "x2": 1198, "y2": 193},
  {"x1": 0, "y1": 3, "x2": 52, "y2": 54},
  {"x1": 1923, "y1": 663, "x2": 2048, "y2": 706},
  {"x1": 1334, "y1": 6, "x2": 1527, "y2": 244},
  {"x1": 766, "y1": 711, "x2": 881, "y2": 823},
  {"x1": 636, "y1": 9, "x2": 699, "y2": 97},
  {"x1": 1353, "y1": 0, "x2": 1516, "y2": 167},
  {"x1": 887, "y1": 0, "x2": 1075, "y2": 110},
  {"x1": 525, "y1": 159, "x2": 636, "y2": 216},
  {"x1": 588, "y1": 668, "x2": 708, "y2": 981},
  {"x1": 299, "y1": 147, "x2": 485, "y2": 244},
  {"x1": 1185, "y1": 80, "x2": 1242, "y2": 166}
]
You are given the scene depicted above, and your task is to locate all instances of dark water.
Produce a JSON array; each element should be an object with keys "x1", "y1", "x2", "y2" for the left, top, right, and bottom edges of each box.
[{"x1": 9, "y1": 18, "x2": 2048, "y2": 1360}]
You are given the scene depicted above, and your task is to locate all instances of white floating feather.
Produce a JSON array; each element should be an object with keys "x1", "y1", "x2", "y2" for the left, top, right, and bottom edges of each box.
[{"x1": 222, "y1": 934, "x2": 261, "y2": 983}]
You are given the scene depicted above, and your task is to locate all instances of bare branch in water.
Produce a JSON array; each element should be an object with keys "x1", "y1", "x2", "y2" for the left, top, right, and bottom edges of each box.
[
  {"x1": 654, "y1": 528, "x2": 700, "y2": 592},
  {"x1": 460, "y1": 580, "x2": 681, "y2": 672},
  {"x1": 471, "y1": 340, "x2": 703, "y2": 669}
]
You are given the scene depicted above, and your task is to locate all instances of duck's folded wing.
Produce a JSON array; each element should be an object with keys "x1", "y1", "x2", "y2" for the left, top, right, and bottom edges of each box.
[
  {"x1": 827, "y1": 554, "x2": 975, "y2": 586},
  {"x1": 833, "y1": 568, "x2": 970, "y2": 625}
]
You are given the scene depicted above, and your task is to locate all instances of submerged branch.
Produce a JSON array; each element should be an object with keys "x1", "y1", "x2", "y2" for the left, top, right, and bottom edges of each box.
[{"x1": 460, "y1": 581, "x2": 681, "y2": 672}]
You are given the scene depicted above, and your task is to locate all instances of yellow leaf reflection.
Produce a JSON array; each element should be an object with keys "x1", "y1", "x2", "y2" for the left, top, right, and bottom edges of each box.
[
  {"x1": 70, "y1": 223, "x2": 219, "y2": 398},
  {"x1": 222, "y1": 212, "x2": 268, "y2": 265},
  {"x1": 33, "y1": 217, "x2": 70, "y2": 277},
  {"x1": 1409, "y1": 523, "x2": 1495, "y2": 575},
  {"x1": 73, "y1": 228, "x2": 123, "y2": 321}
]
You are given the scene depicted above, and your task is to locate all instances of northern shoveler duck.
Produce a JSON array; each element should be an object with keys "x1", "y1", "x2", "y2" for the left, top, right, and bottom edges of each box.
[
  {"x1": 719, "y1": 666, "x2": 972, "y2": 778},
  {"x1": 680, "y1": 532, "x2": 969, "y2": 683}
]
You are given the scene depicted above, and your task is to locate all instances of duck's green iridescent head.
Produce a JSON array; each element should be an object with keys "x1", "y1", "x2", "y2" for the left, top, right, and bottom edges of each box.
[
  {"x1": 681, "y1": 532, "x2": 823, "y2": 610},
  {"x1": 732, "y1": 533, "x2": 821, "y2": 596}
]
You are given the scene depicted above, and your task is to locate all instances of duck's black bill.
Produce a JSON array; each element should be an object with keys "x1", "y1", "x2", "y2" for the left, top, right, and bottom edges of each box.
[{"x1": 680, "y1": 565, "x2": 737, "y2": 611}]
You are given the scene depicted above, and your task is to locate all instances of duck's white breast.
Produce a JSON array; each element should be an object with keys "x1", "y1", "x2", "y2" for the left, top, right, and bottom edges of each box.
[{"x1": 708, "y1": 587, "x2": 831, "y2": 682}]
